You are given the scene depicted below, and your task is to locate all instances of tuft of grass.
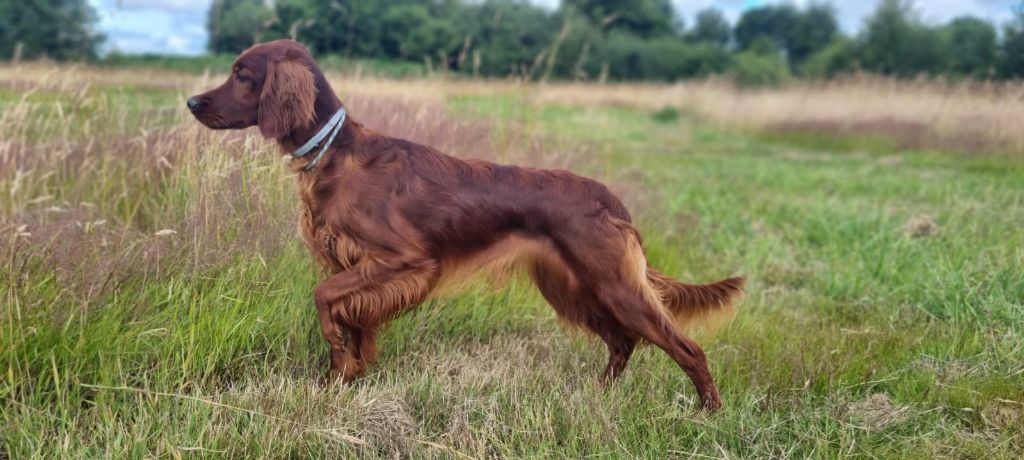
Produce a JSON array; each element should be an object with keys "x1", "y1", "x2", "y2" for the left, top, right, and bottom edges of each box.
[
  {"x1": 2, "y1": 64, "x2": 1023, "y2": 458},
  {"x1": 650, "y1": 106, "x2": 680, "y2": 124}
]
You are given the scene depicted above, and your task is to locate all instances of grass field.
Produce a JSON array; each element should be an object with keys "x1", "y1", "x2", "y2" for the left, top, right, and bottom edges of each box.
[{"x1": 2, "y1": 64, "x2": 1023, "y2": 458}]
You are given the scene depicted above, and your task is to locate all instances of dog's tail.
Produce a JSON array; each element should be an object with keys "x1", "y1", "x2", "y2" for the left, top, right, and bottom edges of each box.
[{"x1": 647, "y1": 269, "x2": 744, "y2": 333}]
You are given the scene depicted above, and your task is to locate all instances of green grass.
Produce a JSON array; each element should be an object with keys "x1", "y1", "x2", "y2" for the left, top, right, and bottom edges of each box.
[{"x1": 2, "y1": 73, "x2": 1023, "y2": 458}]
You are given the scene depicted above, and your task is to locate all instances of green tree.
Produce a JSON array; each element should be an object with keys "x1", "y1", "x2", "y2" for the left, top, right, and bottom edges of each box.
[
  {"x1": 734, "y1": 4, "x2": 798, "y2": 52},
  {"x1": 207, "y1": 0, "x2": 274, "y2": 53},
  {"x1": 687, "y1": 8, "x2": 730, "y2": 46},
  {"x1": 998, "y1": 4, "x2": 1024, "y2": 79},
  {"x1": 262, "y1": 0, "x2": 316, "y2": 41},
  {"x1": 731, "y1": 37, "x2": 790, "y2": 87},
  {"x1": 802, "y1": 37, "x2": 858, "y2": 78},
  {"x1": 0, "y1": 0, "x2": 102, "y2": 60},
  {"x1": 788, "y1": 3, "x2": 838, "y2": 65},
  {"x1": 858, "y1": 0, "x2": 949, "y2": 77},
  {"x1": 455, "y1": 0, "x2": 558, "y2": 77},
  {"x1": 591, "y1": 31, "x2": 730, "y2": 81},
  {"x1": 297, "y1": 0, "x2": 376, "y2": 57},
  {"x1": 734, "y1": 3, "x2": 836, "y2": 68},
  {"x1": 944, "y1": 16, "x2": 996, "y2": 78},
  {"x1": 296, "y1": 0, "x2": 462, "y2": 62},
  {"x1": 566, "y1": 0, "x2": 678, "y2": 38},
  {"x1": 380, "y1": 4, "x2": 457, "y2": 60}
]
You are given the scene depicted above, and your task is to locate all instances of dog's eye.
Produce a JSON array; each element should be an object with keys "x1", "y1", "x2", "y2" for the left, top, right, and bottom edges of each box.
[{"x1": 234, "y1": 73, "x2": 248, "y2": 83}]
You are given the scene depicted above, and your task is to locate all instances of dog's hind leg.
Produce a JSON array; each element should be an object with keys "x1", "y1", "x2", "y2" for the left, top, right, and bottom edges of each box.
[
  {"x1": 314, "y1": 258, "x2": 439, "y2": 382},
  {"x1": 561, "y1": 217, "x2": 723, "y2": 411},
  {"x1": 529, "y1": 259, "x2": 639, "y2": 383},
  {"x1": 598, "y1": 288, "x2": 721, "y2": 410},
  {"x1": 599, "y1": 331, "x2": 637, "y2": 382}
]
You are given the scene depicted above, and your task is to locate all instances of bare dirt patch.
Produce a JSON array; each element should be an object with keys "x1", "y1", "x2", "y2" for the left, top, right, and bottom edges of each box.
[
  {"x1": 981, "y1": 400, "x2": 1023, "y2": 430},
  {"x1": 902, "y1": 214, "x2": 940, "y2": 238},
  {"x1": 845, "y1": 393, "x2": 911, "y2": 430}
]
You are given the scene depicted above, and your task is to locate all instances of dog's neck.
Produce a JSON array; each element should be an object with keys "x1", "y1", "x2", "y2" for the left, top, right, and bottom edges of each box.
[{"x1": 277, "y1": 73, "x2": 353, "y2": 161}]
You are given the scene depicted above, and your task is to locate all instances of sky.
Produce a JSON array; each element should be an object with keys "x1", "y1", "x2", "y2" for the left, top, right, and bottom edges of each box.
[{"x1": 90, "y1": 0, "x2": 1022, "y2": 56}]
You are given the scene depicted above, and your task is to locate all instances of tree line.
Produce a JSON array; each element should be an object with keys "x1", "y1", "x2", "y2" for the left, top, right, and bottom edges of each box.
[
  {"x1": 4, "y1": 0, "x2": 1024, "y2": 83},
  {"x1": 208, "y1": 0, "x2": 1024, "y2": 83},
  {"x1": 0, "y1": 0, "x2": 101, "y2": 61}
]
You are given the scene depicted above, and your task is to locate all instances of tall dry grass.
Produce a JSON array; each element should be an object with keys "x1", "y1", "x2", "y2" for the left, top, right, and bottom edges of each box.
[
  {"x1": 12, "y1": 62, "x2": 1021, "y2": 153},
  {"x1": 340, "y1": 72, "x2": 1024, "y2": 154},
  {"x1": 0, "y1": 63, "x2": 613, "y2": 457},
  {"x1": 0, "y1": 63, "x2": 594, "y2": 308},
  {"x1": 4, "y1": 62, "x2": 1021, "y2": 310},
  {"x1": 5, "y1": 62, "x2": 1023, "y2": 306},
  {"x1": 530, "y1": 75, "x2": 1024, "y2": 154}
]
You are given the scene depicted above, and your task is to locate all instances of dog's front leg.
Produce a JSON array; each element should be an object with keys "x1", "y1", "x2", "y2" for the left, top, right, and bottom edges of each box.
[
  {"x1": 313, "y1": 258, "x2": 440, "y2": 382},
  {"x1": 313, "y1": 277, "x2": 358, "y2": 382}
]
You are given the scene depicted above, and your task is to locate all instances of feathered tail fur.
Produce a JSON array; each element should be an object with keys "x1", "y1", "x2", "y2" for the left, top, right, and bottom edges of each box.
[{"x1": 647, "y1": 269, "x2": 744, "y2": 333}]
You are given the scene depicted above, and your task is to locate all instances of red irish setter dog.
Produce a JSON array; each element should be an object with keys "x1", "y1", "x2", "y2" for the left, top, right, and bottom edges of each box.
[{"x1": 188, "y1": 39, "x2": 742, "y2": 411}]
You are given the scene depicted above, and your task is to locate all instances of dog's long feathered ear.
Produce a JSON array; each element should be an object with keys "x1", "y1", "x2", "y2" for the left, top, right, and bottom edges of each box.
[{"x1": 258, "y1": 59, "x2": 317, "y2": 139}]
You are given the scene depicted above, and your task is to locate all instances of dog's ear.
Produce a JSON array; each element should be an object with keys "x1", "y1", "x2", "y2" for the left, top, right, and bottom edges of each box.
[{"x1": 258, "y1": 58, "x2": 317, "y2": 139}]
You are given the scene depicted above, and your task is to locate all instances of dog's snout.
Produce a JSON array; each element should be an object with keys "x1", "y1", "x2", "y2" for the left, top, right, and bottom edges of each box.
[{"x1": 186, "y1": 96, "x2": 202, "y2": 112}]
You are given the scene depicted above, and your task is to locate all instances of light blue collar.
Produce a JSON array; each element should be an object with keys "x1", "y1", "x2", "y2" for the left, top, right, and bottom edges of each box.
[{"x1": 292, "y1": 106, "x2": 346, "y2": 171}]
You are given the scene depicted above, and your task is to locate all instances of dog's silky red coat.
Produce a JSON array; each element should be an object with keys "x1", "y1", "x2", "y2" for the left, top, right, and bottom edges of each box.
[{"x1": 189, "y1": 40, "x2": 743, "y2": 411}]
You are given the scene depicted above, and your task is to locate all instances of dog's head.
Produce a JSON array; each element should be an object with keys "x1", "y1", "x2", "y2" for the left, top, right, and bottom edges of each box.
[{"x1": 187, "y1": 39, "x2": 322, "y2": 140}]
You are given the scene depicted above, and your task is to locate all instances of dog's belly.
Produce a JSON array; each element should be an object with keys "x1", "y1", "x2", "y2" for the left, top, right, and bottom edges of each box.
[{"x1": 431, "y1": 233, "x2": 577, "y2": 298}]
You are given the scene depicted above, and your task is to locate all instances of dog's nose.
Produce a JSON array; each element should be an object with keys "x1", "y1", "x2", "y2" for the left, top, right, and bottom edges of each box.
[{"x1": 186, "y1": 97, "x2": 202, "y2": 112}]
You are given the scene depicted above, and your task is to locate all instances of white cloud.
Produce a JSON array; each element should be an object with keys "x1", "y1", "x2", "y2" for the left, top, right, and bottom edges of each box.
[
  {"x1": 91, "y1": 0, "x2": 208, "y2": 55},
  {"x1": 914, "y1": 0, "x2": 1018, "y2": 25},
  {"x1": 113, "y1": 0, "x2": 212, "y2": 12},
  {"x1": 165, "y1": 35, "x2": 191, "y2": 54}
]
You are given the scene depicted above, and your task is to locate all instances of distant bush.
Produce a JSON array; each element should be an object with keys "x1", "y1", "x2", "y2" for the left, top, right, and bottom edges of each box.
[
  {"x1": 99, "y1": 54, "x2": 237, "y2": 74},
  {"x1": 99, "y1": 53, "x2": 426, "y2": 78},
  {"x1": 802, "y1": 38, "x2": 859, "y2": 78},
  {"x1": 314, "y1": 55, "x2": 427, "y2": 78},
  {"x1": 945, "y1": 16, "x2": 997, "y2": 79},
  {"x1": 682, "y1": 43, "x2": 733, "y2": 77},
  {"x1": 731, "y1": 40, "x2": 791, "y2": 87},
  {"x1": 595, "y1": 33, "x2": 678, "y2": 81},
  {"x1": 650, "y1": 106, "x2": 680, "y2": 123},
  {"x1": 592, "y1": 32, "x2": 732, "y2": 82}
]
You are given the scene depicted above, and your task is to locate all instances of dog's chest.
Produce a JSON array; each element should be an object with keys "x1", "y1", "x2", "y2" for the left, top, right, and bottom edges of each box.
[{"x1": 295, "y1": 173, "x2": 365, "y2": 273}]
